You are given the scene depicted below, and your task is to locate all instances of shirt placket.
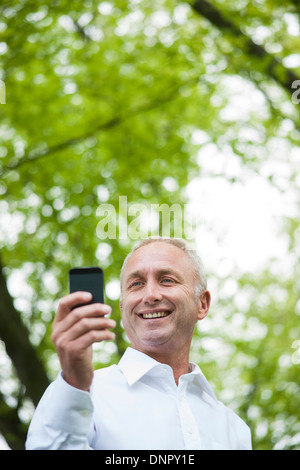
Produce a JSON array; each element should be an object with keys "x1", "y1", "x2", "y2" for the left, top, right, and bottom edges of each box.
[{"x1": 177, "y1": 378, "x2": 203, "y2": 450}]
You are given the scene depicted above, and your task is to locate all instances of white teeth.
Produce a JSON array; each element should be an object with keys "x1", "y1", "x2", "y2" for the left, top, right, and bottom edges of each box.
[{"x1": 142, "y1": 312, "x2": 170, "y2": 319}]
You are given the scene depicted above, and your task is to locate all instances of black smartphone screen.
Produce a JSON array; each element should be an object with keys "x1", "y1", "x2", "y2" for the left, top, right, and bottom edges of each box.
[{"x1": 69, "y1": 267, "x2": 104, "y2": 304}]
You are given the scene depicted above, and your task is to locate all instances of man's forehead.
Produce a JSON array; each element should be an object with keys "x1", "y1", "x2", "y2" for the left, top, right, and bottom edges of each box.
[{"x1": 124, "y1": 242, "x2": 192, "y2": 275}]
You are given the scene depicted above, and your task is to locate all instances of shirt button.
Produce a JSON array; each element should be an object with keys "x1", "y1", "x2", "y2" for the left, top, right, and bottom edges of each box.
[{"x1": 80, "y1": 409, "x2": 90, "y2": 417}]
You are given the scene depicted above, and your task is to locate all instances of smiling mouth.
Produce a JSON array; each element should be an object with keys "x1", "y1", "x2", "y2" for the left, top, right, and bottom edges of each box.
[{"x1": 138, "y1": 311, "x2": 172, "y2": 319}]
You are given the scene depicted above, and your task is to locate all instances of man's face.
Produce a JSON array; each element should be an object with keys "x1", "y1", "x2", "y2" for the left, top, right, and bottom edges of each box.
[{"x1": 120, "y1": 242, "x2": 210, "y2": 358}]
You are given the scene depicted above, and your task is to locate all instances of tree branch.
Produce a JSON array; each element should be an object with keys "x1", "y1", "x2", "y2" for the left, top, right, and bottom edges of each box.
[
  {"x1": 0, "y1": 76, "x2": 200, "y2": 177},
  {"x1": 191, "y1": 0, "x2": 300, "y2": 96}
]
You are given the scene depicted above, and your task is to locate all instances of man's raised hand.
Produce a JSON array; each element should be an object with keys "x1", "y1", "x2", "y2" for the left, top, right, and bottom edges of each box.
[{"x1": 51, "y1": 292, "x2": 116, "y2": 391}]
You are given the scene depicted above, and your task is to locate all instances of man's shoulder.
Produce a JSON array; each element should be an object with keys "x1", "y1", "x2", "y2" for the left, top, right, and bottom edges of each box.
[
  {"x1": 218, "y1": 399, "x2": 251, "y2": 433},
  {"x1": 91, "y1": 363, "x2": 128, "y2": 400},
  {"x1": 93, "y1": 363, "x2": 124, "y2": 385},
  {"x1": 94, "y1": 363, "x2": 119, "y2": 378}
]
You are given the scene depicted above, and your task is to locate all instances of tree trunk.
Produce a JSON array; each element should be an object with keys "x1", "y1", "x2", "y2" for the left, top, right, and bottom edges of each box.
[
  {"x1": 0, "y1": 259, "x2": 51, "y2": 448},
  {"x1": 0, "y1": 260, "x2": 50, "y2": 407}
]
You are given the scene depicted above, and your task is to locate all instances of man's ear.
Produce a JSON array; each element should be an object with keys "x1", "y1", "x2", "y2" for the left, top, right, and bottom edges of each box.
[
  {"x1": 197, "y1": 290, "x2": 211, "y2": 321},
  {"x1": 120, "y1": 300, "x2": 123, "y2": 312}
]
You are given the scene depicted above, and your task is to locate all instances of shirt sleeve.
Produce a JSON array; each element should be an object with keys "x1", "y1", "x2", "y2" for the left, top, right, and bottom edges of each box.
[
  {"x1": 26, "y1": 372, "x2": 94, "y2": 450},
  {"x1": 225, "y1": 405, "x2": 252, "y2": 450}
]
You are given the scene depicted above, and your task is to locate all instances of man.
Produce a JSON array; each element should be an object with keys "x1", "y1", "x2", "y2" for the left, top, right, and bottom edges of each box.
[{"x1": 26, "y1": 237, "x2": 251, "y2": 450}]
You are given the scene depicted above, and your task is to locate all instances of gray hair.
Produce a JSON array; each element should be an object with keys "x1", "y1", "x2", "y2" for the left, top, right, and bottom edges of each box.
[{"x1": 120, "y1": 236, "x2": 207, "y2": 300}]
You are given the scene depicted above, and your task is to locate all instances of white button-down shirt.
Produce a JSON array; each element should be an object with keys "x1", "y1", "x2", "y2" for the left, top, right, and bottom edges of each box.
[{"x1": 26, "y1": 347, "x2": 251, "y2": 450}]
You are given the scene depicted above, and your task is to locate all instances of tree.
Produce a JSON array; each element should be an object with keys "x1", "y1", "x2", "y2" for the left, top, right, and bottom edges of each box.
[{"x1": 0, "y1": 0, "x2": 299, "y2": 449}]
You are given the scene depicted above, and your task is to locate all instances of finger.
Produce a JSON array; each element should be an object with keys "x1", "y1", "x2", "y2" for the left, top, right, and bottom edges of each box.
[
  {"x1": 72, "y1": 302, "x2": 112, "y2": 318},
  {"x1": 65, "y1": 316, "x2": 116, "y2": 342},
  {"x1": 53, "y1": 317, "x2": 116, "y2": 352},
  {"x1": 54, "y1": 292, "x2": 93, "y2": 322},
  {"x1": 70, "y1": 328, "x2": 116, "y2": 351},
  {"x1": 54, "y1": 302, "x2": 112, "y2": 335}
]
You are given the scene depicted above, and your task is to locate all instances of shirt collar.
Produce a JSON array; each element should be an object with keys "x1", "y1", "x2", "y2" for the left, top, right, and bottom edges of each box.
[
  {"x1": 118, "y1": 347, "x2": 159, "y2": 386},
  {"x1": 188, "y1": 362, "x2": 218, "y2": 403},
  {"x1": 118, "y1": 347, "x2": 218, "y2": 403}
]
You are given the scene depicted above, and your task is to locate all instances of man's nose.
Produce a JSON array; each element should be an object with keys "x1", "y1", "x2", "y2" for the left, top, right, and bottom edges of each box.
[{"x1": 144, "y1": 280, "x2": 163, "y2": 304}]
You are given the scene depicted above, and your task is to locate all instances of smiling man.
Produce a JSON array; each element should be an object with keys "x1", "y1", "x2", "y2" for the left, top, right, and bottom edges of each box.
[
  {"x1": 26, "y1": 237, "x2": 252, "y2": 450},
  {"x1": 120, "y1": 238, "x2": 211, "y2": 385}
]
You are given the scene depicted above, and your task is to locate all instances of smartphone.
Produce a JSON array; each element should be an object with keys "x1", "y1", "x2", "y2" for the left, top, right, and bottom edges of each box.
[{"x1": 69, "y1": 267, "x2": 104, "y2": 305}]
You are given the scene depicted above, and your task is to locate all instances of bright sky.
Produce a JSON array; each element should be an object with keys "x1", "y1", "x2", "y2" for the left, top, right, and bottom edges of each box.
[
  {"x1": 185, "y1": 74, "x2": 299, "y2": 279},
  {"x1": 185, "y1": 139, "x2": 299, "y2": 299},
  {"x1": 187, "y1": 174, "x2": 289, "y2": 274}
]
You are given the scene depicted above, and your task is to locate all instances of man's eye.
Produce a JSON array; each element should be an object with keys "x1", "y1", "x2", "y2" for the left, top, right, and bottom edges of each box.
[
  {"x1": 130, "y1": 281, "x2": 142, "y2": 288},
  {"x1": 161, "y1": 278, "x2": 174, "y2": 284}
]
